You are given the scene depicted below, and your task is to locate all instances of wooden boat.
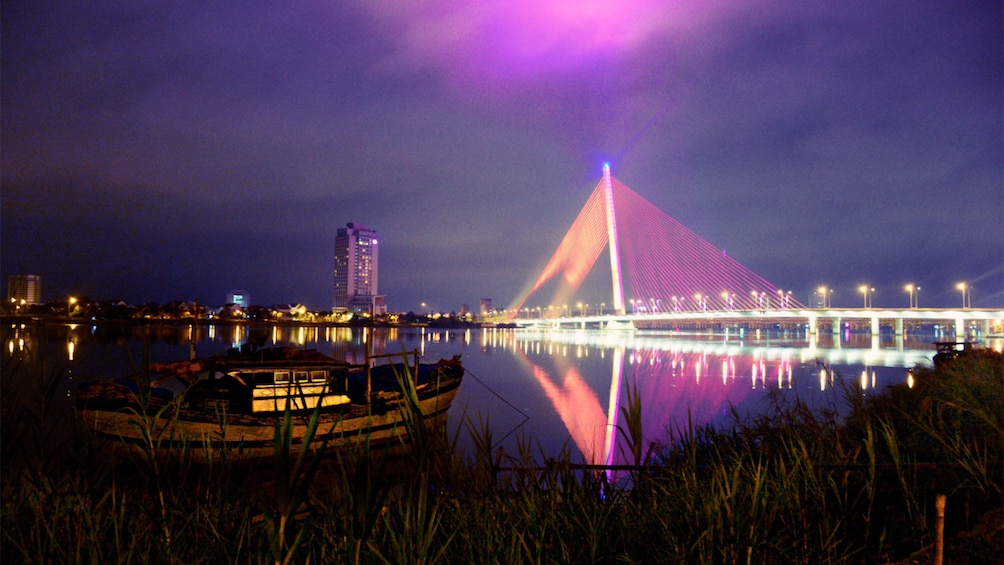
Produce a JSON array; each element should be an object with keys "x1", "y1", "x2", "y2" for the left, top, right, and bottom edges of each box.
[{"x1": 76, "y1": 345, "x2": 464, "y2": 463}]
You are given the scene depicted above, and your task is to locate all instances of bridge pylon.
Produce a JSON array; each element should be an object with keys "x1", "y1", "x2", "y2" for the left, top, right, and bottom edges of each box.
[
  {"x1": 508, "y1": 163, "x2": 797, "y2": 320},
  {"x1": 603, "y1": 163, "x2": 626, "y2": 315}
]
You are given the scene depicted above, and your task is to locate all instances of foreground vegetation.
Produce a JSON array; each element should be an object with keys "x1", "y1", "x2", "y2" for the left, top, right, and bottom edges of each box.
[{"x1": 2, "y1": 346, "x2": 1001, "y2": 564}]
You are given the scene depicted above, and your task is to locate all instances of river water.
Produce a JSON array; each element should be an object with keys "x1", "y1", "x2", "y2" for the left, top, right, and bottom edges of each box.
[{"x1": 5, "y1": 322, "x2": 998, "y2": 466}]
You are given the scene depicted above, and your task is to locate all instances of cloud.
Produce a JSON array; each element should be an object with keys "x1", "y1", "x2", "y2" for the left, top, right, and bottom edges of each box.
[{"x1": 362, "y1": 1, "x2": 745, "y2": 89}]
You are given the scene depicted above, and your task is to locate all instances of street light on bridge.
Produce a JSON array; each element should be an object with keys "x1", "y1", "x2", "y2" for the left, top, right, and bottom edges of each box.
[
  {"x1": 858, "y1": 286, "x2": 874, "y2": 308},
  {"x1": 956, "y1": 283, "x2": 971, "y2": 309},
  {"x1": 904, "y1": 284, "x2": 920, "y2": 308},
  {"x1": 694, "y1": 293, "x2": 707, "y2": 312},
  {"x1": 816, "y1": 287, "x2": 832, "y2": 309},
  {"x1": 727, "y1": 292, "x2": 735, "y2": 310}
]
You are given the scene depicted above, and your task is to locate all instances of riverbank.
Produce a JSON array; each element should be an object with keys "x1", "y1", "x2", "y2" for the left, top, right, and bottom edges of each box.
[{"x1": 2, "y1": 337, "x2": 1001, "y2": 563}]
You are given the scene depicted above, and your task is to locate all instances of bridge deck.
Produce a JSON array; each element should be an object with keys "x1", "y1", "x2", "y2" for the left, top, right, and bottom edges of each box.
[{"x1": 514, "y1": 308, "x2": 1004, "y2": 336}]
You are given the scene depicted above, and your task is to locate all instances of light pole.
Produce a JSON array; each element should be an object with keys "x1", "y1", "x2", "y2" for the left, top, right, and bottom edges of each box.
[
  {"x1": 956, "y1": 283, "x2": 971, "y2": 309},
  {"x1": 816, "y1": 287, "x2": 831, "y2": 309},
  {"x1": 600, "y1": 303, "x2": 605, "y2": 316},
  {"x1": 904, "y1": 284, "x2": 920, "y2": 308},
  {"x1": 858, "y1": 286, "x2": 874, "y2": 308},
  {"x1": 694, "y1": 293, "x2": 706, "y2": 312}
]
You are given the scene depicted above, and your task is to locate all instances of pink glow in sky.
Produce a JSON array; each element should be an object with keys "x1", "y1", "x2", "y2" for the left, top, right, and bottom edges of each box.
[{"x1": 363, "y1": 0, "x2": 735, "y2": 86}]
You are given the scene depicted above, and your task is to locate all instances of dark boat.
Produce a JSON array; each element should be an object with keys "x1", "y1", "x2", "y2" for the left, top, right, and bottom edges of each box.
[
  {"x1": 76, "y1": 346, "x2": 464, "y2": 463},
  {"x1": 932, "y1": 341, "x2": 974, "y2": 367}
]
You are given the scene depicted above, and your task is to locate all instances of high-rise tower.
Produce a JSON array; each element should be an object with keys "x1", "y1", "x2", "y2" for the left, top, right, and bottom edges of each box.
[
  {"x1": 333, "y1": 223, "x2": 382, "y2": 314},
  {"x1": 7, "y1": 274, "x2": 41, "y2": 306}
]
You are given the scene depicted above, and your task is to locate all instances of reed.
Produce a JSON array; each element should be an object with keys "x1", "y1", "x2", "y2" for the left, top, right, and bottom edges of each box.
[{"x1": 262, "y1": 402, "x2": 332, "y2": 565}]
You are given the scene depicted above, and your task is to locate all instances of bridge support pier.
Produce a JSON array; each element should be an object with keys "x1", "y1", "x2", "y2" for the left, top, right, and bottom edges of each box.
[
  {"x1": 832, "y1": 317, "x2": 842, "y2": 336},
  {"x1": 955, "y1": 318, "x2": 966, "y2": 339},
  {"x1": 895, "y1": 318, "x2": 903, "y2": 335},
  {"x1": 981, "y1": 320, "x2": 990, "y2": 336},
  {"x1": 872, "y1": 317, "x2": 881, "y2": 335},
  {"x1": 808, "y1": 315, "x2": 817, "y2": 336},
  {"x1": 603, "y1": 319, "x2": 634, "y2": 331}
]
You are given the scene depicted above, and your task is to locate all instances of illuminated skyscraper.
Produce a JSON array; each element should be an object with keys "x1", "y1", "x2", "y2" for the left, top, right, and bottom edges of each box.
[
  {"x1": 227, "y1": 289, "x2": 250, "y2": 308},
  {"x1": 7, "y1": 274, "x2": 41, "y2": 305},
  {"x1": 333, "y1": 223, "x2": 383, "y2": 313}
]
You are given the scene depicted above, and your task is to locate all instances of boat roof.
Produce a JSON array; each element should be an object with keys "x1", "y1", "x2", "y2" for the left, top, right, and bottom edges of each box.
[{"x1": 214, "y1": 346, "x2": 350, "y2": 368}]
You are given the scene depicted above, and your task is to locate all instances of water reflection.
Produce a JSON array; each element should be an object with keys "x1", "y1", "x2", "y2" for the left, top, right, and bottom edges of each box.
[
  {"x1": 463, "y1": 329, "x2": 999, "y2": 467},
  {"x1": 4, "y1": 322, "x2": 1001, "y2": 466}
]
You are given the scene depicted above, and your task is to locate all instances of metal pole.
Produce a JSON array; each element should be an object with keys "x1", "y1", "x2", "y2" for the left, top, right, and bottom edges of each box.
[{"x1": 934, "y1": 494, "x2": 946, "y2": 565}]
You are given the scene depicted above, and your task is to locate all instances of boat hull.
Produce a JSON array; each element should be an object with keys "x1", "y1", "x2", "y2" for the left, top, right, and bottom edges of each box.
[{"x1": 79, "y1": 379, "x2": 462, "y2": 464}]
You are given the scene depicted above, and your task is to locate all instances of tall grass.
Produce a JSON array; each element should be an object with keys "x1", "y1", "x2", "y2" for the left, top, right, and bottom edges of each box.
[{"x1": 3, "y1": 341, "x2": 1002, "y2": 564}]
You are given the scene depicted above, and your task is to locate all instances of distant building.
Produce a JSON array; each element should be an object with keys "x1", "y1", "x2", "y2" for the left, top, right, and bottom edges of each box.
[
  {"x1": 334, "y1": 223, "x2": 385, "y2": 314},
  {"x1": 227, "y1": 289, "x2": 251, "y2": 308},
  {"x1": 480, "y1": 298, "x2": 492, "y2": 318},
  {"x1": 7, "y1": 274, "x2": 42, "y2": 305}
]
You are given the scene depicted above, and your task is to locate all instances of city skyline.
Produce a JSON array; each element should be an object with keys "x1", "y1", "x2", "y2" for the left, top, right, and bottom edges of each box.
[{"x1": 2, "y1": 2, "x2": 1001, "y2": 311}]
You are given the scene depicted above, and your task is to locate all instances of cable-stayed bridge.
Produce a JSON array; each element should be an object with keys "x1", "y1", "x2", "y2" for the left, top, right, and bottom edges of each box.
[{"x1": 509, "y1": 165, "x2": 1003, "y2": 338}]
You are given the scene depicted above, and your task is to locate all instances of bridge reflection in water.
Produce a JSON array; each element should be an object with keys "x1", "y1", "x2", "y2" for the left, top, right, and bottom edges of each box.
[{"x1": 485, "y1": 329, "x2": 1002, "y2": 472}]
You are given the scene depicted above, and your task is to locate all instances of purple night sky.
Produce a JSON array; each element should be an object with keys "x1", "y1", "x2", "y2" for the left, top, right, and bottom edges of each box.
[{"x1": 2, "y1": 1, "x2": 1001, "y2": 312}]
